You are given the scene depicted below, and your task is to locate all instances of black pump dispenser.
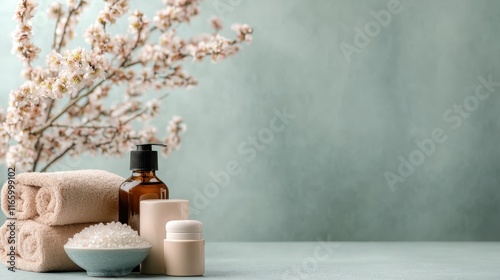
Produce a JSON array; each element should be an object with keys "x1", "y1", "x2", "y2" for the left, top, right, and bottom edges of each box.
[{"x1": 130, "y1": 143, "x2": 167, "y2": 171}]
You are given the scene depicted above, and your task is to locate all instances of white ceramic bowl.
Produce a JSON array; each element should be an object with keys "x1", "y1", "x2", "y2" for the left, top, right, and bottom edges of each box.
[{"x1": 64, "y1": 245, "x2": 152, "y2": 277}]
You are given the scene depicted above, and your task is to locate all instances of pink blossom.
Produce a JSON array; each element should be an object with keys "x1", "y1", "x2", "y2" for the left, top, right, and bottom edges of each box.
[
  {"x1": 210, "y1": 16, "x2": 223, "y2": 31},
  {"x1": 232, "y1": 23, "x2": 253, "y2": 43},
  {"x1": 47, "y1": 2, "x2": 64, "y2": 19},
  {"x1": 98, "y1": 0, "x2": 129, "y2": 24},
  {"x1": 12, "y1": 0, "x2": 40, "y2": 64}
]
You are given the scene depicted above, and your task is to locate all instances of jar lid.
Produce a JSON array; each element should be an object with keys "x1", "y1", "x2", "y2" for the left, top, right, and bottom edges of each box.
[{"x1": 166, "y1": 220, "x2": 203, "y2": 233}]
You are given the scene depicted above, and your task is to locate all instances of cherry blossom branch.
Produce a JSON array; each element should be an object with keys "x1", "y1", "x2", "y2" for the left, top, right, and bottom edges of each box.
[
  {"x1": 120, "y1": 14, "x2": 146, "y2": 67},
  {"x1": 39, "y1": 143, "x2": 75, "y2": 172},
  {"x1": 121, "y1": 92, "x2": 169, "y2": 125},
  {"x1": 31, "y1": 58, "x2": 154, "y2": 137},
  {"x1": 31, "y1": 76, "x2": 112, "y2": 135},
  {"x1": 32, "y1": 143, "x2": 44, "y2": 171},
  {"x1": 3, "y1": 0, "x2": 252, "y2": 172},
  {"x1": 51, "y1": 12, "x2": 62, "y2": 49},
  {"x1": 123, "y1": 60, "x2": 142, "y2": 68},
  {"x1": 31, "y1": 52, "x2": 154, "y2": 136},
  {"x1": 51, "y1": 124, "x2": 116, "y2": 130},
  {"x1": 56, "y1": 1, "x2": 83, "y2": 52},
  {"x1": 31, "y1": 99, "x2": 54, "y2": 170},
  {"x1": 13, "y1": 0, "x2": 40, "y2": 65}
]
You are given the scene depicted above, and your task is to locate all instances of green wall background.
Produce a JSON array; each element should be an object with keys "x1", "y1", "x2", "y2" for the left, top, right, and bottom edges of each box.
[{"x1": 1, "y1": 0, "x2": 500, "y2": 241}]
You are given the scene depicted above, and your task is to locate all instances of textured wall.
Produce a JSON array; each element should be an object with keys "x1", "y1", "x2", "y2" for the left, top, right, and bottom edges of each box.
[{"x1": 1, "y1": 0, "x2": 500, "y2": 241}]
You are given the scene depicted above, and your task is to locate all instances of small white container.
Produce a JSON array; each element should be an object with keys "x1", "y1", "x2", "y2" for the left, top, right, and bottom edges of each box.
[{"x1": 164, "y1": 220, "x2": 205, "y2": 276}]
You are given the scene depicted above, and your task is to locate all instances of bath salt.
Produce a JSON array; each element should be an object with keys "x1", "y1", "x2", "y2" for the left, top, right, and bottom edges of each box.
[{"x1": 65, "y1": 222, "x2": 151, "y2": 248}]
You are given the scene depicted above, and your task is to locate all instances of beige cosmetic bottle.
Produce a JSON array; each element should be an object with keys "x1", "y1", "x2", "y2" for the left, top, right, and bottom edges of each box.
[
  {"x1": 164, "y1": 220, "x2": 205, "y2": 276},
  {"x1": 140, "y1": 200, "x2": 189, "y2": 274}
]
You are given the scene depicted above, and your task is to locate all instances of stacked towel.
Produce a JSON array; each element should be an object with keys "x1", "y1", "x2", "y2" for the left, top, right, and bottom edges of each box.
[
  {"x1": 0, "y1": 170, "x2": 124, "y2": 272},
  {"x1": 0, "y1": 220, "x2": 94, "y2": 272},
  {"x1": 1, "y1": 170, "x2": 124, "y2": 225}
]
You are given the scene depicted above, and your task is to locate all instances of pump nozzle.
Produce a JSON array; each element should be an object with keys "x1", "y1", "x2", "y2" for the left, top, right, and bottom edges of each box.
[{"x1": 130, "y1": 143, "x2": 167, "y2": 170}]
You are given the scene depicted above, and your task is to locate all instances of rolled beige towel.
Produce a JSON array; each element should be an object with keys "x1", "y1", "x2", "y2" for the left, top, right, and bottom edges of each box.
[
  {"x1": 1, "y1": 183, "x2": 38, "y2": 219},
  {"x1": 1, "y1": 170, "x2": 124, "y2": 225},
  {"x1": 0, "y1": 219, "x2": 94, "y2": 272}
]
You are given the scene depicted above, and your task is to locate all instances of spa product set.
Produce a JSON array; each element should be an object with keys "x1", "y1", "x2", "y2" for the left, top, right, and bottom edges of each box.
[
  {"x1": 0, "y1": 143, "x2": 204, "y2": 277},
  {"x1": 119, "y1": 143, "x2": 204, "y2": 276}
]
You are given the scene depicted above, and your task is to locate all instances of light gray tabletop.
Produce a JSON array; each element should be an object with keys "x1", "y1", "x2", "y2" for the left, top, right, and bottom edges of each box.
[{"x1": 1, "y1": 242, "x2": 500, "y2": 279}]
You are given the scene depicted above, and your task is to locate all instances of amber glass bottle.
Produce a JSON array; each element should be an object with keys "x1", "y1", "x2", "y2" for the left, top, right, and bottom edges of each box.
[{"x1": 119, "y1": 144, "x2": 169, "y2": 234}]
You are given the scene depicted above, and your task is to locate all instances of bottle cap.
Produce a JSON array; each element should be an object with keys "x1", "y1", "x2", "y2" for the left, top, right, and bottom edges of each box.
[
  {"x1": 166, "y1": 220, "x2": 203, "y2": 240},
  {"x1": 130, "y1": 143, "x2": 167, "y2": 171}
]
